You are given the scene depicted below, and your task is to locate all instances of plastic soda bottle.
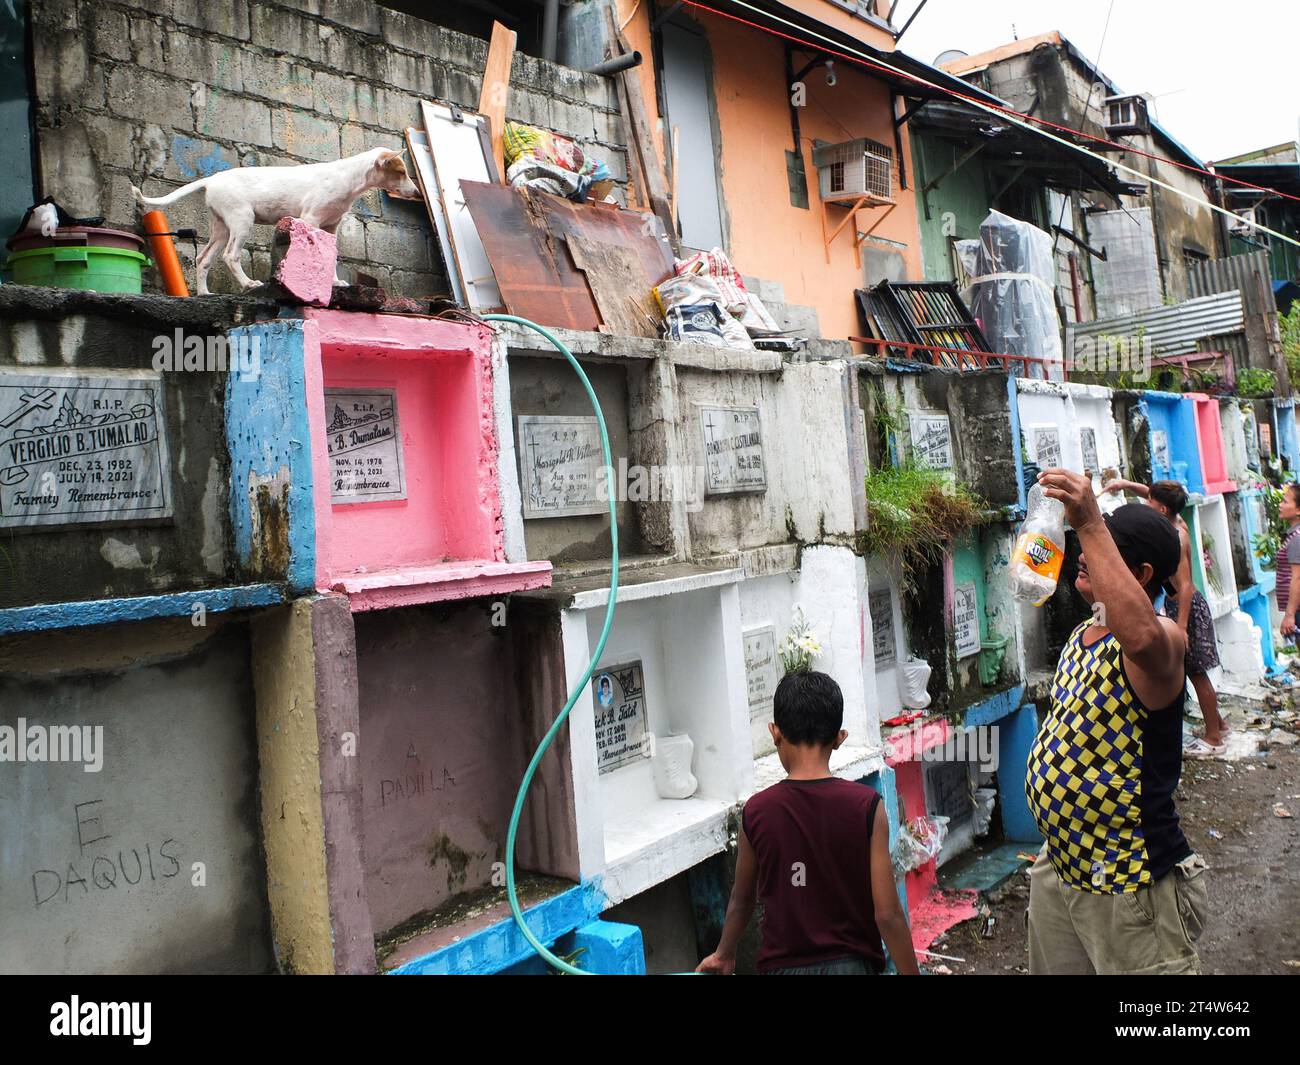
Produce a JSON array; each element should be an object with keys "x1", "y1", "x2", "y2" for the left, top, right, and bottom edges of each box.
[{"x1": 1010, "y1": 483, "x2": 1066, "y2": 606}]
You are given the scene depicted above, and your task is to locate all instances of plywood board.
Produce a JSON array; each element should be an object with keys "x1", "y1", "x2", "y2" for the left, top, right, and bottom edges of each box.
[
  {"x1": 462, "y1": 181, "x2": 674, "y2": 332},
  {"x1": 477, "y1": 21, "x2": 516, "y2": 182},
  {"x1": 566, "y1": 234, "x2": 660, "y2": 338},
  {"x1": 405, "y1": 127, "x2": 465, "y2": 306},
  {"x1": 420, "y1": 100, "x2": 503, "y2": 313}
]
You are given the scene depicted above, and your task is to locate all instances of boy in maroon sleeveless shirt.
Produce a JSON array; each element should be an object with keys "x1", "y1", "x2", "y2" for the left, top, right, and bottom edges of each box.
[{"x1": 696, "y1": 671, "x2": 919, "y2": 975}]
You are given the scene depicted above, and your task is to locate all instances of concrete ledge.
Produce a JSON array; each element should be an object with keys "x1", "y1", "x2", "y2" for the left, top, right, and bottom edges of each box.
[
  {"x1": 330, "y1": 559, "x2": 553, "y2": 611},
  {"x1": 0, "y1": 583, "x2": 284, "y2": 635},
  {"x1": 498, "y1": 320, "x2": 786, "y2": 372}
]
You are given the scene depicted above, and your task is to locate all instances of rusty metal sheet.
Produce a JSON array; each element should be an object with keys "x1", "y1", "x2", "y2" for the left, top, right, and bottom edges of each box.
[{"x1": 462, "y1": 182, "x2": 674, "y2": 332}]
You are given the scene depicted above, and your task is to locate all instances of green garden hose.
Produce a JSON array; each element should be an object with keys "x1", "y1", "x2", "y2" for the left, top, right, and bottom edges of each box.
[{"x1": 485, "y1": 314, "x2": 619, "y2": 975}]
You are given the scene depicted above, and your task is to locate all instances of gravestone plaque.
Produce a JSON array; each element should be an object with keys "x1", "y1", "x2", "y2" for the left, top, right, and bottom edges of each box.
[
  {"x1": 1151, "y1": 428, "x2": 1171, "y2": 472},
  {"x1": 518, "y1": 415, "x2": 606, "y2": 518},
  {"x1": 909, "y1": 412, "x2": 953, "y2": 470},
  {"x1": 592, "y1": 661, "x2": 648, "y2": 774},
  {"x1": 954, "y1": 583, "x2": 980, "y2": 659},
  {"x1": 700, "y1": 405, "x2": 766, "y2": 495},
  {"x1": 325, "y1": 388, "x2": 406, "y2": 504},
  {"x1": 1080, "y1": 427, "x2": 1099, "y2": 474},
  {"x1": 744, "y1": 625, "x2": 777, "y2": 719},
  {"x1": 1243, "y1": 409, "x2": 1260, "y2": 469},
  {"x1": 0, "y1": 371, "x2": 172, "y2": 528},
  {"x1": 1259, "y1": 423, "x2": 1272, "y2": 459},
  {"x1": 869, "y1": 588, "x2": 896, "y2": 668},
  {"x1": 1033, "y1": 426, "x2": 1062, "y2": 469}
]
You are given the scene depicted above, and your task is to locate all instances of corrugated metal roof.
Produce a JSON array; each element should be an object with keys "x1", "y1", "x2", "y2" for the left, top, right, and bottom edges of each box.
[{"x1": 1069, "y1": 292, "x2": 1245, "y2": 356}]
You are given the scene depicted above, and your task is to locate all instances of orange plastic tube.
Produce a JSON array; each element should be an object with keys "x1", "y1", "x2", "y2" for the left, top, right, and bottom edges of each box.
[{"x1": 141, "y1": 209, "x2": 189, "y2": 296}]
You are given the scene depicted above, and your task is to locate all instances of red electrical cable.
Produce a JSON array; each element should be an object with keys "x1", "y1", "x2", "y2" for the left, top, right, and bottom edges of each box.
[{"x1": 681, "y1": 0, "x2": 1300, "y2": 207}]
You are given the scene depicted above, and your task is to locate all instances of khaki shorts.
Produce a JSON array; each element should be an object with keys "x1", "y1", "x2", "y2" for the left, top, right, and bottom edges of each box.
[{"x1": 1027, "y1": 845, "x2": 1209, "y2": 974}]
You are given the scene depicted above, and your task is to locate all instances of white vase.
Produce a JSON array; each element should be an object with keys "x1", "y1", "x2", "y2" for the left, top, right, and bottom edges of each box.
[{"x1": 651, "y1": 732, "x2": 698, "y2": 799}]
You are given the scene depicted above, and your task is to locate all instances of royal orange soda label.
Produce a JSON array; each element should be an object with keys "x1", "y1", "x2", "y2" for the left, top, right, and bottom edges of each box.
[{"x1": 1013, "y1": 532, "x2": 1064, "y2": 581}]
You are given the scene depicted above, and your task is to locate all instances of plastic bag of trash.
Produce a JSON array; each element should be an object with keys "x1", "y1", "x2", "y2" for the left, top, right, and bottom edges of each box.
[
  {"x1": 892, "y1": 815, "x2": 950, "y2": 874},
  {"x1": 502, "y1": 122, "x2": 613, "y2": 201},
  {"x1": 899, "y1": 656, "x2": 933, "y2": 710}
]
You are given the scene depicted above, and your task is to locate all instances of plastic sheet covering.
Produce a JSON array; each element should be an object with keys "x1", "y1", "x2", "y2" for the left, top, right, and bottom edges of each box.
[{"x1": 957, "y1": 211, "x2": 1063, "y2": 376}]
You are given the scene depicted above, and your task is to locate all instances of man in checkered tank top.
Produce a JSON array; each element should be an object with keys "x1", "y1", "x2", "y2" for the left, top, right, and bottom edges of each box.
[{"x1": 1025, "y1": 469, "x2": 1209, "y2": 975}]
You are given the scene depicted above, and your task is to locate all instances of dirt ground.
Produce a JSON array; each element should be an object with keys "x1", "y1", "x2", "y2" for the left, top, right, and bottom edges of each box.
[{"x1": 930, "y1": 694, "x2": 1300, "y2": 976}]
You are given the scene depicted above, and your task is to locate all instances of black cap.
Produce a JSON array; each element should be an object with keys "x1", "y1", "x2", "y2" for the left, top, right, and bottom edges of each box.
[{"x1": 1103, "y1": 503, "x2": 1182, "y2": 597}]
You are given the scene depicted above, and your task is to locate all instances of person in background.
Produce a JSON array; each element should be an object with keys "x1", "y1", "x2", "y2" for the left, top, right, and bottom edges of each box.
[
  {"x1": 1028, "y1": 470, "x2": 1207, "y2": 975},
  {"x1": 1276, "y1": 483, "x2": 1300, "y2": 647},
  {"x1": 1103, "y1": 477, "x2": 1226, "y2": 756},
  {"x1": 696, "y1": 671, "x2": 919, "y2": 976}
]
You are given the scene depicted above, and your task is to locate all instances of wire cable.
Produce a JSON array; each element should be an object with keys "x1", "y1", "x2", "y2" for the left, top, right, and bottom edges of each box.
[{"x1": 682, "y1": 0, "x2": 1300, "y2": 224}]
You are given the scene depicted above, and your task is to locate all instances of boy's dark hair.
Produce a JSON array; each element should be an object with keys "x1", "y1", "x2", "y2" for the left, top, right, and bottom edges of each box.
[
  {"x1": 773, "y1": 670, "x2": 843, "y2": 746},
  {"x1": 1287, "y1": 482, "x2": 1300, "y2": 507},
  {"x1": 1149, "y1": 480, "x2": 1188, "y2": 516}
]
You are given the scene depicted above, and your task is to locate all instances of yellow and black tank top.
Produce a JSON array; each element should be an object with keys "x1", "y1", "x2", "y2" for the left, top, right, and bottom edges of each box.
[{"x1": 1026, "y1": 618, "x2": 1190, "y2": 893}]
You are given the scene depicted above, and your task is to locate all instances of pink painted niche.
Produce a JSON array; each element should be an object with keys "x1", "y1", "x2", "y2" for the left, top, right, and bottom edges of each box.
[
  {"x1": 302, "y1": 310, "x2": 551, "y2": 611},
  {"x1": 1189, "y1": 393, "x2": 1236, "y2": 496}
]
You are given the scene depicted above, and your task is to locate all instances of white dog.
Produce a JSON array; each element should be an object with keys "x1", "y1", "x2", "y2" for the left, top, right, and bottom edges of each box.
[{"x1": 132, "y1": 148, "x2": 420, "y2": 295}]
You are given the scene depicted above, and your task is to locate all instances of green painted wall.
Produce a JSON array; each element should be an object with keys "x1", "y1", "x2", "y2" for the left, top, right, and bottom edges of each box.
[{"x1": 911, "y1": 131, "x2": 991, "y2": 284}]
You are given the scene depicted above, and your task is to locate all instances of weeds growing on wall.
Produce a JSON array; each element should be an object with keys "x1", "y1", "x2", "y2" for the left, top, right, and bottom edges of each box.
[
  {"x1": 1282, "y1": 302, "x2": 1300, "y2": 384},
  {"x1": 861, "y1": 464, "x2": 986, "y2": 581},
  {"x1": 1235, "y1": 367, "x2": 1277, "y2": 399},
  {"x1": 1252, "y1": 484, "x2": 1287, "y2": 571}
]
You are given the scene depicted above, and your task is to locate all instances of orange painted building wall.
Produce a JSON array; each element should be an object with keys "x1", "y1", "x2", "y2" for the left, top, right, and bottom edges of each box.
[{"x1": 617, "y1": 2, "x2": 923, "y2": 343}]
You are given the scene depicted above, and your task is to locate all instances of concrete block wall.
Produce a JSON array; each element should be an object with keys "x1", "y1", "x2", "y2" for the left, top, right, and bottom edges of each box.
[{"x1": 29, "y1": 0, "x2": 628, "y2": 296}]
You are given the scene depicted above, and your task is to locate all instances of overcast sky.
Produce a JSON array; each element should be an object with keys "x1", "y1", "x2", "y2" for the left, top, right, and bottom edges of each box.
[{"x1": 897, "y1": 0, "x2": 1299, "y2": 163}]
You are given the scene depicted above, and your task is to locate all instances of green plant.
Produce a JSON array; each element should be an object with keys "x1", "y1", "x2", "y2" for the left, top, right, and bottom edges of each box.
[
  {"x1": 861, "y1": 463, "x2": 986, "y2": 579},
  {"x1": 1235, "y1": 367, "x2": 1277, "y2": 398},
  {"x1": 1252, "y1": 485, "x2": 1286, "y2": 570},
  {"x1": 1281, "y1": 302, "x2": 1300, "y2": 384},
  {"x1": 548, "y1": 946, "x2": 588, "y2": 974}
]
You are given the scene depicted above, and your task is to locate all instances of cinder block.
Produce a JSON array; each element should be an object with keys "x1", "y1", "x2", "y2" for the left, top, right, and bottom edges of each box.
[
  {"x1": 384, "y1": 51, "x2": 446, "y2": 98},
  {"x1": 273, "y1": 109, "x2": 342, "y2": 161},
  {"x1": 390, "y1": 268, "x2": 446, "y2": 300},
  {"x1": 165, "y1": 134, "x2": 237, "y2": 182},
  {"x1": 441, "y1": 67, "x2": 481, "y2": 110},
  {"x1": 88, "y1": 8, "x2": 132, "y2": 62},
  {"x1": 165, "y1": 31, "x2": 245, "y2": 93},
  {"x1": 83, "y1": 112, "x2": 144, "y2": 174},
  {"x1": 196, "y1": 89, "x2": 275, "y2": 148},
  {"x1": 240, "y1": 51, "x2": 315, "y2": 107},
  {"x1": 171, "y1": 0, "x2": 252, "y2": 41},
  {"x1": 32, "y1": 29, "x2": 89, "y2": 105},
  {"x1": 310, "y1": 0, "x2": 381, "y2": 36},
  {"x1": 127, "y1": 14, "x2": 168, "y2": 70},
  {"x1": 364, "y1": 220, "x2": 432, "y2": 272},
  {"x1": 106, "y1": 69, "x2": 193, "y2": 126},
  {"x1": 249, "y1": 4, "x2": 323, "y2": 63},
  {"x1": 332, "y1": 213, "x2": 367, "y2": 260},
  {"x1": 33, "y1": 0, "x2": 82, "y2": 32}
]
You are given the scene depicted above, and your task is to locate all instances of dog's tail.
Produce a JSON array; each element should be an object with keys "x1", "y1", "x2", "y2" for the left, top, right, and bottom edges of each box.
[{"x1": 131, "y1": 175, "x2": 215, "y2": 209}]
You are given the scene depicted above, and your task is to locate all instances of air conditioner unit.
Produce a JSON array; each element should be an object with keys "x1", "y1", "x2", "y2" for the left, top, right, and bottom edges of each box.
[
  {"x1": 812, "y1": 137, "x2": 894, "y2": 204},
  {"x1": 1103, "y1": 94, "x2": 1149, "y2": 136}
]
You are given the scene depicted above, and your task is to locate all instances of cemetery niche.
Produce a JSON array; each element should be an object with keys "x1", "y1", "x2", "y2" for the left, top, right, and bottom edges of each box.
[{"x1": 242, "y1": 311, "x2": 552, "y2": 611}]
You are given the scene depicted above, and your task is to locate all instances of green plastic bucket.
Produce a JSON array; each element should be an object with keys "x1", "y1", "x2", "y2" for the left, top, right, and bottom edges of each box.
[{"x1": 4, "y1": 245, "x2": 152, "y2": 293}]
